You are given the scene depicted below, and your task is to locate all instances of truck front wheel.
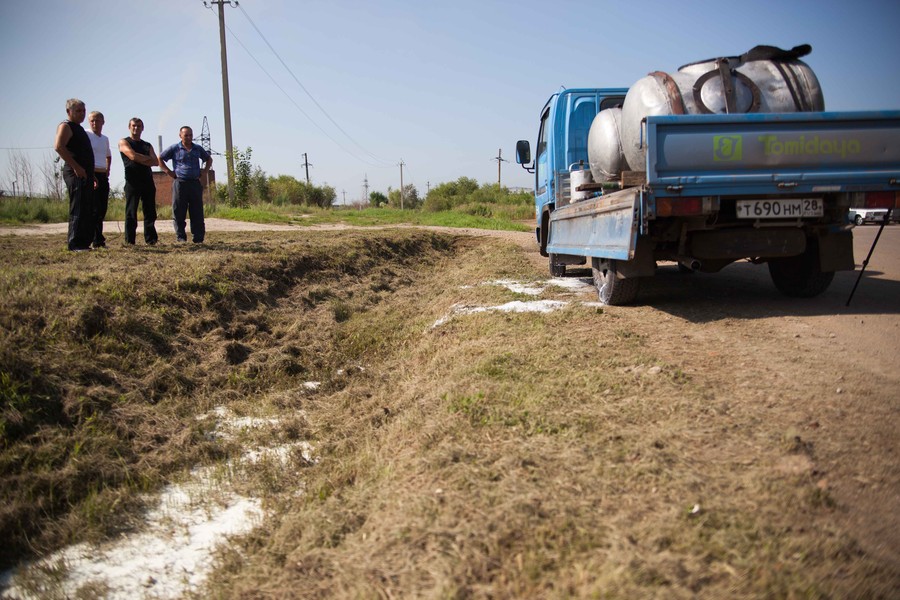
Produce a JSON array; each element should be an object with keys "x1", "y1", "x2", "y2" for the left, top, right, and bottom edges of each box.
[
  {"x1": 549, "y1": 254, "x2": 566, "y2": 277},
  {"x1": 768, "y1": 241, "x2": 835, "y2": 298},
  {"x1": 592, "y1": 258, "x2": 640, "y2": 305}
]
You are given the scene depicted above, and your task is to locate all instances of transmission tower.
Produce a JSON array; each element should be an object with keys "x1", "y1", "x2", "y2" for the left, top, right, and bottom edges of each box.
[{"x1": 199, "y1": 116, "x2": 213, "y2": 154}]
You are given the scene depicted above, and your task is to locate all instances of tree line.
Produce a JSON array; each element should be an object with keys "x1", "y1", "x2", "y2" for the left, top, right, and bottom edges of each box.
[{"x1": 3, "y1": 146, "x2": 534, "y2": 213}]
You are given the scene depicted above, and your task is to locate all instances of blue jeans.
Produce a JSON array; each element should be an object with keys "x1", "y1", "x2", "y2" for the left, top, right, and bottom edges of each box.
[{"x1": 172, "y1": 179, "x2": 205, "y2": 243}]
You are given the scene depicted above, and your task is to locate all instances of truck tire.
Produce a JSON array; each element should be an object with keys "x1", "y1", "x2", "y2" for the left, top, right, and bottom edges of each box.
[
  {"x1": 768, "y1": 241, "x2": 835, "y2": 298},
  {"x1": 549, "y1": 253, "x2": 566, "y2": 277},
  {"x1": 592, "y1": 259, "x2": 640, "y2": 305},
  {"x1": 855, "y1": 214, "x2": 864, "y2": 226}
]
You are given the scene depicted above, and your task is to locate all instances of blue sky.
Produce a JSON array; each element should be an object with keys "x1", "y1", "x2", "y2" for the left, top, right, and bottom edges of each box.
[{"x1": 1, "y1": 0, "x2": 898, "y2": 202}]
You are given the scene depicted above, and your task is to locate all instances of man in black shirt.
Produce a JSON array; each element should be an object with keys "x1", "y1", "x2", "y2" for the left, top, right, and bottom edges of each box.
[
  {"x1": 54, "y1": 98, "x2": 95, "y2": 251},
  {"x1": 118, "y1": 117, "x2": 159, "y2": 245}
]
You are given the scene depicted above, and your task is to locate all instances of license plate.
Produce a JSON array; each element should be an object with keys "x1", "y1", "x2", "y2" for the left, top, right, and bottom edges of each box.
[{"x1": 736, "y1": 198, "x2": 824, "y2": 219}]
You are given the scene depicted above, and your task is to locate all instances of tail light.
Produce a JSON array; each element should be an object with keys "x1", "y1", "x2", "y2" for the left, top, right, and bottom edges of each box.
[{"x1": 656, "y1": 197, "x2": 703, "y2": 217}]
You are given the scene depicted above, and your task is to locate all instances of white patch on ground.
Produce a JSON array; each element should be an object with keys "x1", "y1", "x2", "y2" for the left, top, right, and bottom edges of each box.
[
  {"x1": 433, "y1": 278, "x2": 599, "y2": 328},
  {"x1": 1, "y1": 404, "x2": 317, "y2": 600},
  {"x1": 484, "y1": 277, "x2": 594, "y2": 296},
  {"x1": 1, "y1": 467, "x2": 262, "y2": 600},
  {"x1": 242, "y1": 441, "x2": 317, "y2": 466},
  {"x1": 432, "y1": 300, "x2": 569, "y2": 328},
  {"x1": 546, "y1": 277, "x2": 595, "y2": 292},
  {"x1": 487, "y1": 279, "x2": 546, "y2": 296},
  {"x1": 302, "y1": 381, "x2": 321, "y2": 391}
]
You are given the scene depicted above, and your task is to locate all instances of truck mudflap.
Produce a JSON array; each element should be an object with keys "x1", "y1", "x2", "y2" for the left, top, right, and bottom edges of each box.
[{"x1": 547, "y1": 188, "x2": 640, "y2": 261}]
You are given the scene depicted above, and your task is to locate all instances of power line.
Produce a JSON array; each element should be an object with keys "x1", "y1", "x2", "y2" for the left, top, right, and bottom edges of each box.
[
  {"x1": 236, "y1": 4, "x2": 394, "y2": 168},
  {"x1": 210, "y1": 9, "x2": 391, "y2": 169}
]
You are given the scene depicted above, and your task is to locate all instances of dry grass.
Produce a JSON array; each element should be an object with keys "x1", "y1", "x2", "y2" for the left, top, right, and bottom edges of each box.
[{"x1": 1, "y1": 230, "x2": 898, "y2": 598}]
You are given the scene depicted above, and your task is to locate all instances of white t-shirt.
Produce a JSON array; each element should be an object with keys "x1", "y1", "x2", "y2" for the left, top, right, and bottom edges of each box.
[{"x1": 86, "y1": 131, "x2": 111, "y2": 172}]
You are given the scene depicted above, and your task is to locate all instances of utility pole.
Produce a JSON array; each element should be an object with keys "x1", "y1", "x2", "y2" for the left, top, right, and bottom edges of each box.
[
  {"x1": 492, "y1": 148, "x2": 508, "y2": 186},
  {"x1": 363, "y1": 174, "x2": 369, "y2": 206},
  {"x1": 205, "y1": 0, "x2": 237, "y2": 205},
  {"x1": 342, "y1": 189, "x2": 346, "y2": 205},
  {"x1": 301, "y1": 153, "x2": 312, "y2": 185},
  {"x1": 398, "y1": 159, "x2": 405, "y2": 210}
]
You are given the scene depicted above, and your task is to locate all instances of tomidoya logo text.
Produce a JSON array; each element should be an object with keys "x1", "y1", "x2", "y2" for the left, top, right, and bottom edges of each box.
[
  {"x1": 757, "y1": 135, "x2": 862, "y2": 158},
  {"x1": 713, "y1": 135, "x2": 742, "y2": 161}
]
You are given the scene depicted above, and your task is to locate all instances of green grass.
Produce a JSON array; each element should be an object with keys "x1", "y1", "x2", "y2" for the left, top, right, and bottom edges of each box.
[
  {"x1": 0, "y1": 197, "x2": 532, "y2": 232},
  {"x1": 211, "y1": 204, "x2": 532, "y2": 231}
]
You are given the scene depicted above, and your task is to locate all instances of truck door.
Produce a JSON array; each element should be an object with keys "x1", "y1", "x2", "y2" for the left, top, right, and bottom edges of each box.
[{"x1": 535, "y1": 105, "x2": 552, "y2": 214}]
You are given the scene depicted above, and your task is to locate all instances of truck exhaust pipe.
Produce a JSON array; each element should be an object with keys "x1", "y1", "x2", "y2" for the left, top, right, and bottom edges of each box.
[{"x1": 679, "y1": 258, "x2": 702, "y2": 271}]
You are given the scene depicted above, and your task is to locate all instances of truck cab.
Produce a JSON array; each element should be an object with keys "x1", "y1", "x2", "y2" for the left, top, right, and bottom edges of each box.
[{"x1": 516, "y1": 88, "x2": 627, "y2": 263}]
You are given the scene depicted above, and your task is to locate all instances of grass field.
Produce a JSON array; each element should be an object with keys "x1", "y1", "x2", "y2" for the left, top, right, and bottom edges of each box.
[
  {"x1": 1, "y1": 229, "x2": 897, "y2": 598},
  {"x1": 0, "y1": 196, "x2": 533, "y2": 233}
]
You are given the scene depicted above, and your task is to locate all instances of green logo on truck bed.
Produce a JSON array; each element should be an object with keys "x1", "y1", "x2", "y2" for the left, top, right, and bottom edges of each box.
[
  {"x1": 757, "y1": 134, "x2": 862, "y2": 158},
  {"x1": 713, "y1": 135, "x2": 743, "y2": 161}
]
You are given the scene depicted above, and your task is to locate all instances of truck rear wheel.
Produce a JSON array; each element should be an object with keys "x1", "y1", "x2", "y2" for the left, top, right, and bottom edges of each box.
[
  {"x1": 768, "y1": 241, "x2": 835, "y2": 298},
  {"x1": 592, "y1": 258, "x2": 640, "y2": 305}
]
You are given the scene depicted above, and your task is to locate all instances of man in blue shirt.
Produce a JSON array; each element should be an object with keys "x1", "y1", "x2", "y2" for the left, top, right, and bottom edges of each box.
[{"x1": 158, "y1": 126, "x2": 213, "y2": 243}]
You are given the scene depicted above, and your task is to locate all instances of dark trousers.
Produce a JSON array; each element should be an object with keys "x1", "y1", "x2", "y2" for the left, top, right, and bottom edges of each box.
[
  {"x1": 93, "y1": 171, "x2": 110, "y2": 247},
  {"x1": 124, "y1": 178, "x2": 158, "y2": 245},
  {"x1": 63, "y1": 168, "x2": 95, "y2": 251},
  {"x1": 172, "y1": 179, "x2": 205, "y2": 243}
]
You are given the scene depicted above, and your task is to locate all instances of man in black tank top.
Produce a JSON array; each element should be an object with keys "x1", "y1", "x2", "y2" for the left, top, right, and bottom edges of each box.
[
  {"x1": 53, "y1": 98, "x2": 95, "y2": 251},
  {"x1": 118, "y1": 118, "x2": 159, "y2": 245}
]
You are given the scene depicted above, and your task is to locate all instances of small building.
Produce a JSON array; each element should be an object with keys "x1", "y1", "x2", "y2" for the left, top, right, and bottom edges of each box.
[{"x1": 151, "y1": 169, "x2": 217, "y2": 205}]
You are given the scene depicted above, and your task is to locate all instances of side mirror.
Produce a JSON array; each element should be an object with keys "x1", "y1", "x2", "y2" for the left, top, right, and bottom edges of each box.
[{"x1": 515, "y1": 140, "x2": 531, "y2": 165}]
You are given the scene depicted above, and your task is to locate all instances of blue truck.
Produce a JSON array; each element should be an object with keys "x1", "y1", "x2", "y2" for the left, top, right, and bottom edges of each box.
[{"x1": 516, "y1": 88, "x2": 900, "y2": 304}]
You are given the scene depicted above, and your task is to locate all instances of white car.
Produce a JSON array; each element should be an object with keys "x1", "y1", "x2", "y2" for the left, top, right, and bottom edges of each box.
[{"x1": 849, "y1": 208, "x2": 890, "y2": 225}]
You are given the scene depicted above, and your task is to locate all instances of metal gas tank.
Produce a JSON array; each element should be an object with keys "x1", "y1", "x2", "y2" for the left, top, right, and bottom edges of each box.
[
  {"x1": 587, "y1": 107, "x2": 627, "y2": 183},
  {"x1": 620, "y1": 44, "x2": 825, "y2": 171}
]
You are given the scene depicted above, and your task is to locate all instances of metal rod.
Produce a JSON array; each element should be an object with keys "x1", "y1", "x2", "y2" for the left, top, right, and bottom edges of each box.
[{"x1": 846, "y1": 209, "x2": 891, "y2": 306}]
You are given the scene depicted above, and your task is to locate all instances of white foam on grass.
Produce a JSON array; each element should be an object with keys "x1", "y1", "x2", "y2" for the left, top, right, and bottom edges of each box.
[
  {"x1": 432, "y1": 299, "x2": 569, "y2": 328},
  {"x1": 484, "y1": 277, "x2": 594, "y2": 296},
  {"x1": 1, "y1": 405, "x2": 316, "y2": 600},
  {"x1": 1, "y1": 467, "x2": 262, "y2": 600}
]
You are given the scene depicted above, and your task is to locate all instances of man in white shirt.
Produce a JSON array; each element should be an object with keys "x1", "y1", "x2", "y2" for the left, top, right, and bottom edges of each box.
[{"x1": 86, "y1": 111, "x2": 111, "y2": 248}]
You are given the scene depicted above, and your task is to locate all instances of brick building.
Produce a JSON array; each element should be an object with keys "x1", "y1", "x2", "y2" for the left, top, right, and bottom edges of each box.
[{"x1": 151, "y1": 169, "x2": 217, "y2": 205}]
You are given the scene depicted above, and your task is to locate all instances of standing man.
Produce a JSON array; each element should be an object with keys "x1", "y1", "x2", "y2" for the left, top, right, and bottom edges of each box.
[
  {"x1": 54, "y1": 98, "x2": 95, "y2": 251},
  {"x1": 86, "y1": 111, "x2": 111, "y2": 248},
  {"x1": 118, "y1": 118, "x2": 159, "y2": 245},
  {"x1": 159, "y1": 126, "x2": 212, "y2": 243}
]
